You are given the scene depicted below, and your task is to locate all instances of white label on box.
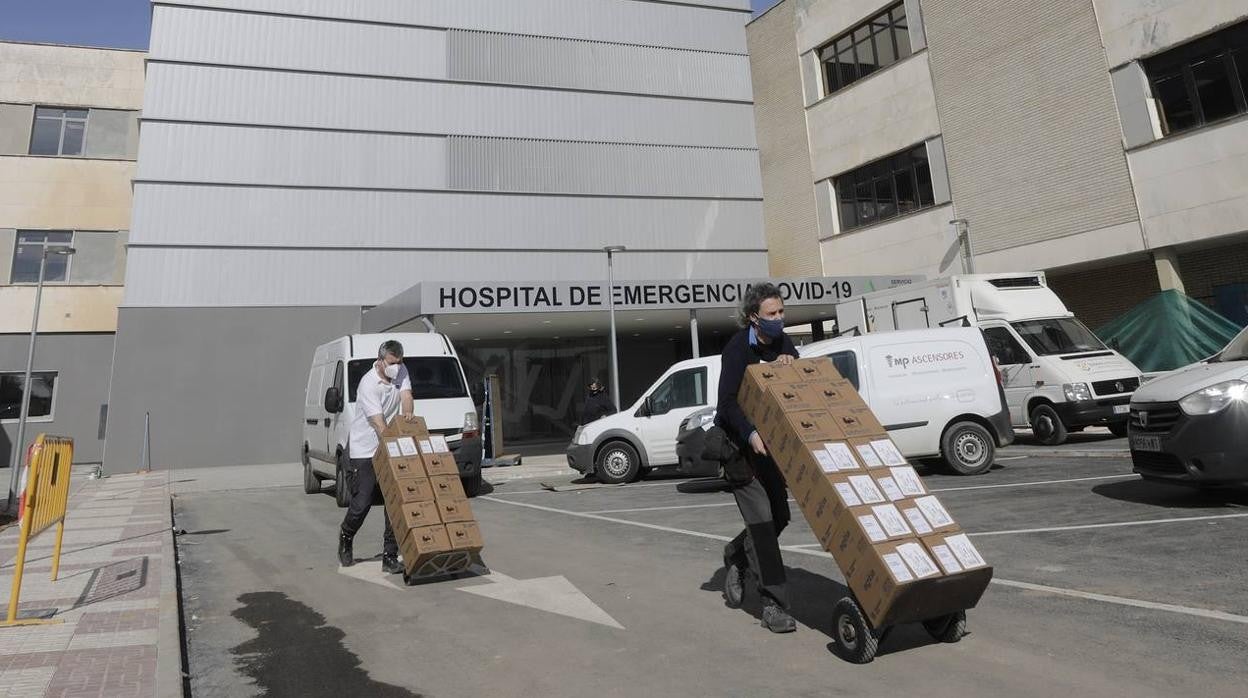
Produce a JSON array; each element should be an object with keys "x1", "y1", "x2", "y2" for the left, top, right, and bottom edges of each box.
[
  {"x1": 945, "y1": 534, "x2": 987, "y2": 569},
  {"x1": 858, "y1": 514, "x2": 887, "y2": 543},
  {"x1": 855, "y1": 443, "x2": 884, "y2": 468},
  {"x1": 915, "y1": 496, "x2": 956, "y2": 529},
  {"x1": 870, "y1": 439, "x2": 907, "y2": 466},
  {"x1": 813, "y1": 449, "x2": 837, "y2": 473},
  {"x1": 876, "y1": 476, "x2": 906, "y2": 502},
  {"x1": 417, "y1": 439, "x2": 434, "y2": 454},
  {"x1": 882, "y1": 553, "x2": 915, "y2": 583},
  {"x1": 930, "y1": 544, "x2": 963, "y2": 574},
  {"x1": 834, "y1": 482, "x2": 862, "y2": 507},
  {"x1": 396, "y1": 437, "x2": 418, "y2": 457},
  {"x1": 429, "y1": 435, "x2": 450, "y2": 453},
  {"x1": 385, "y1": 441, "x2": 402, "y2": 458},
  {"x1": 848, "y1": 475, "x2": 886, "y2": 504},
  {"x1": 872, "y1": 504, "x2": 912, "y2": 538},
  {"x1": 902, "y1": 507, "x2": 934, "y2": 535},
  {"x1": 824, "y1": 442, "x2": 860, "y2": 471},
  {"x1": 890, "y1": 466, "x2": 926, "y2": 496},
  {"x1": 896, "y1": 542, "x2": 942, "y2": 579}
]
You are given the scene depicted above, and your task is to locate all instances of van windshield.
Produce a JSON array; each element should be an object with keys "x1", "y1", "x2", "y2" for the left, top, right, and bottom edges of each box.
[
  {"x1": 1212, "y1": 328, "x2": 1248, "y2": 362},
  {"x1": 348, "y1": 358, "x2": 469, "y2": 401},
  {"x1": 1010, "y1": 318, "x2": 1106, "y2": 356}
]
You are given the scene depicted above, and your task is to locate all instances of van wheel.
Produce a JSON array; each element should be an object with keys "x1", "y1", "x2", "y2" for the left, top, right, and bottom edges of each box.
[
  {"x1": 334, "y1": 452, "x2": 350, "y2": 508},
  {"x1": 1030, "y1": 404, "x2": 1068, "y2": 446},
  {"x1": 302, "y1": 445, "x2": 321, "y2": 494},
  {"x1": 941, "y1": 422, "x2": 995, "y2": 476},
  {"x1": 596, "y1": 441, "x2": 641, "y2": 484}
]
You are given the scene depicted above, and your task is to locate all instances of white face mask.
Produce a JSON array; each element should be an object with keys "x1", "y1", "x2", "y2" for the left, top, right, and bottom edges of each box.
[{"x1": 383, "y1": 362, "x2": 400, "y2": 380}]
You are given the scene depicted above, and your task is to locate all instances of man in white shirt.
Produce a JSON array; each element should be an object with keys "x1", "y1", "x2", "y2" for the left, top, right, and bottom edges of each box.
[{"x1": 339, "y1": 340, "x2": 414, "y2": 573}]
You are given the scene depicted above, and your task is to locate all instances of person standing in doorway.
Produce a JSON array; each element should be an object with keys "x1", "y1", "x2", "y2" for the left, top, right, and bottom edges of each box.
[
  {"x1": 338, "y1": 340, "x2": 414, "y2": 574},
  {"x1": 580, "y1": 376, "x2": 615, "y2": 425},
  {"x1": 716, "y1": 283, "x2": 799, "y2": 633}
]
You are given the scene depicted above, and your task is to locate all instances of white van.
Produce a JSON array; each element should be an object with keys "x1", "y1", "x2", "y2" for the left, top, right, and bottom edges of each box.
[
  {"x1": 567, "y1": 327, "x2": 1012, "y2": 482},
  {"x1": 836, "y1": 273, "x2": 1142, "y2": 445},
  {"x1": 303, "y1": 333, "x2": 482, "y2": 502}
]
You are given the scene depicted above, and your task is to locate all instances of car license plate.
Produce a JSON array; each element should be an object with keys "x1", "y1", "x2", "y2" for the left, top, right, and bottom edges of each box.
[
  {"x1": 1113, "y1": 404, "x2": 1129, "y2": 415},
  {"x1": 1130, "y1": 434, "x2": 1161, "y2": 452}
]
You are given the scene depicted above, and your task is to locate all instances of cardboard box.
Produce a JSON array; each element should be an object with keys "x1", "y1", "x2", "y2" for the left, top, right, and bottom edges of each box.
[
  {"x1": 765, "y1": 409, "x2": 844, "y2": 446},
  {"x1": 398, "y1": 524, "x2": 453, "y2": 574},
  {"x1": 382, "y1": 454, "x2": 425, "y2": 480},
  {"x1": 429, "y1": 474, "x2": 467, "y2": 500},
  {"x1": 422, "y1": 453, "x2": 460, "y2": 477},
  {"x1": 434, "y1": 495, "x2": 475, "y2": 524},
  {"x1": 765, "y1": 382, "x2": 827, "y2": 413},
  {"x1": 740, "y1": 363, "x2": 803, "y2": 419},
  {"x1": 388, "y1": 500, "x2": 442, "y2": 532},
  {"x1": 791, "y1": 357, "x2": 845, "y2": 383},
  {"x1": 809, "y1": 379, "x2": 858, "y2": 408},
  {"x1": 847, "y1": 438, "x2": 888, "y2": 469},
  {"x1": 446, "y1": 521, "x2": 485, "y2": 552},
  {"x1": 911, "y1": 495, "x2": 960, "y2": 533},
  {"x1": 922, "y1": 533, "x2": 989, "y2": 574},
  {"x1": 382, "y1": 476, "x2": 436, "y2": 505}
]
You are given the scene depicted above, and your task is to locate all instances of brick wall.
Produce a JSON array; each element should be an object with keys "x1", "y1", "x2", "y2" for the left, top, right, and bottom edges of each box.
[
  {"x1": 1048, "y1": 258, "x2": 1160, "y2": 330},
  {"x1": 1178, "y1": 242, "x2": 1248, "y2": 311}
]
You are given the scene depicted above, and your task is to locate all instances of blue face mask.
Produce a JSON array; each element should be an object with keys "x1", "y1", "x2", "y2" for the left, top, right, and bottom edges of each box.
[{"x1": 756, "y1": 317, "x2": 785, "y2": 340}]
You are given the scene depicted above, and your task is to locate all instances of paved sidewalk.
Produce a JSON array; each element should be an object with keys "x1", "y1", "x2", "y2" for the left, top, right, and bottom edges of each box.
[{"x1": 0, "y1": 469, "x2": 181, "y2": 698}]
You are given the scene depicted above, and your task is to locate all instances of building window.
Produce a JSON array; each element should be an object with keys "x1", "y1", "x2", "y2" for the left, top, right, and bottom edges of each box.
[
  {"x1": 0, "y1": 372, "x2": 58, "y2": 421},
  {"x1": 819, "y1": 3, "x2": 912, "y2": 96},
  {"x1": 1144, "y1": 20, "x2": 1248, "y2": 137},
  {"x1": 834, "y1": 146, "x2": 934, "y2": 232},
  {"x1": 29, "y1": 107, "x2": 89, "y2": 156},
  {"x1": 11, "y1": 231, "x2": 73, "y2": 283}
]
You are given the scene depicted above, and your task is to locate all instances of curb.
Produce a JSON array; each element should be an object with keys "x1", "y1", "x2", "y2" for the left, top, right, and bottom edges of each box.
[
  {"x1": 1005, "y1": 449, "x2": 1130, "y2": 458},
  {"x1": 155, "y1": 473, "x2": 185, "y2": 698}
]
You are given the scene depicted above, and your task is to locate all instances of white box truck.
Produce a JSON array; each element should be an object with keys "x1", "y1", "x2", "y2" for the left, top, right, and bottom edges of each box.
[{"x1": 835, "y1": 273, "x2": 1142, "y2": 445}]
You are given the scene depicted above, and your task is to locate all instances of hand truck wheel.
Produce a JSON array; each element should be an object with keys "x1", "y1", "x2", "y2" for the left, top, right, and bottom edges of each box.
[
  {"x1": 923, "y1": 610, "x2": 967, "y2": 643},
  {"x1": 831, "y1": 597, "x2": 880, "y2": 664},
  {"x1": 723, "y1": 563, "x2": 746, "y2": 608}
]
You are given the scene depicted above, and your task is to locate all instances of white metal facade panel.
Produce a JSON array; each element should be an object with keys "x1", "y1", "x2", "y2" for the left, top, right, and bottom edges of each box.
[
  {"x1": 446, "y1": 137, "x2": 761, "y2": 198},
  {"x1": 161, "y1": 0, "x2": 751, "y2": 53},
  {"x1": 121, "y1": 248, "x2": 770, "y2": 306},
  {"x1": 129, "y1": 184, "x2": 765, "y2": 250},
  {"x1": 446, "y1": 30, "x2": 753, "y2": 101},
  {"x1": 149, "y1": 4, "x2": 449, "y2": 78},
  {"x1": 923, "y1": 0, "x2": 1139, "y2": 254},
  {"x1": 142, "y1": 63, "x2": 759, "y2": 148},
  {"x1": 137, "y1": 122, "x2": 449, "y2": 189}
]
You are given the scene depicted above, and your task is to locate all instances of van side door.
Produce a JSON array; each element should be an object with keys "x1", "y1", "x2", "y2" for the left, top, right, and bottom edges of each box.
[
  {"x1": 982, "y1": 325, "x2": 1035, "y2": 425},
  {"x1": 635, "y1": 366, "x2": 711, "y2": 465},
  {"x1": 304, "y1": 362, "x2": 325, "y2": 452}
]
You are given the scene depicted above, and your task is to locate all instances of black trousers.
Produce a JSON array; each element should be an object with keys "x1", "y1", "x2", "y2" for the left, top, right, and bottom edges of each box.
[
  {"x1": 340, "y1": 457, "x2": 398, "y2": 558},
  {"x1": 725, "y1": 451, "x2": 791, "y2": 608}
]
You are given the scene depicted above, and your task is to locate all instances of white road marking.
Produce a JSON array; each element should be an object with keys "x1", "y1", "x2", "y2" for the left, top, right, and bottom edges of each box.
[
  {"x1": 337, "y1": 560, "x2": 406, "y2": 590},
  {"x1": 480, "y1": 496, "x2": 1248, "y2": 626},
  {"x1": 459, "y1": 574, "x2": 625, "y2": 630},
  {"x1": 970, "y1": 511, "x2": 1248, "y2": 536},
  {"x1": 490, "y1": 479, "x2": 699, "y2": 496},
  {"x1": 929, "y1": 473, "x2": 1136, "y2": 493},
  {"x1": 995, "y1": 456, "x2": 1029, "y2": 461},
  {"x1": 990, "y1": 579, "x2": 1248, "y2": 625}
]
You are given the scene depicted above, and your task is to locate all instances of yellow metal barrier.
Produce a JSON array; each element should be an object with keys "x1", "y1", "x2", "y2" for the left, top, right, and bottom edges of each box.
[{"x1": 2, "y1": 434, "x2": 74, "y2": 628}]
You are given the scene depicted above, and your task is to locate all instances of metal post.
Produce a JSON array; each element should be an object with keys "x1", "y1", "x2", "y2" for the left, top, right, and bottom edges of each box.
[
  {"x1": 138, "y1": 412, "x2": 151, "y2": 472},
  {"x1": 951, "y1": 218, "x2": 974, "y2": 274},
  {"x1": 689, "y1": 310, "x2": 700, "y2": 358},
  {"x1": 605, "y1": 248, "x2": 622, "y2": 411},
  {"x1": 7, "y1": 251, "x2": 48, "y2": 513}
]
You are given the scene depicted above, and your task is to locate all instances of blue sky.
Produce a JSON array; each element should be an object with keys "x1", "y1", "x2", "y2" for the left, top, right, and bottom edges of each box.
[{"x1": 0, "y1": 0, "x2": 781, "y2": 51}]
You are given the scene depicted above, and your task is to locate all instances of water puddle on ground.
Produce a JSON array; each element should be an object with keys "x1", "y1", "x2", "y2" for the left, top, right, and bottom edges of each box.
[{"x1": 230, "y1": 591, "x2": 420, "y2": 696}]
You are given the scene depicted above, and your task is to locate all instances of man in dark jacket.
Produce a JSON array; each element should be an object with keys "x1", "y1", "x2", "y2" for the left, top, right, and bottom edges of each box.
[
  {"x1": 716, "y1": 282, "x2": 799, "y2": 633},
  {"x1": 580, "y1": 377, "x2": 614, "y2": 425}
]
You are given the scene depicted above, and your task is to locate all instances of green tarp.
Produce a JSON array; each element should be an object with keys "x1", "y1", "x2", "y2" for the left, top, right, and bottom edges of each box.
[{"x1": 1096, "y1": 290, "x2": 1242, "y2": 372}]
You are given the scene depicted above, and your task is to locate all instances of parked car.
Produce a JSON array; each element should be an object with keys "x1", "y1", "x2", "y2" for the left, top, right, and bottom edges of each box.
[
  {"x1": 1128, "y1": 327, "x2": 1248, "y2": 488},
  {"x1": 575, "y1": 327, "x2": 1013, "y2": 483},
  {"x1": 303, "y1": 333, "x2": 483, "y2": 503}
]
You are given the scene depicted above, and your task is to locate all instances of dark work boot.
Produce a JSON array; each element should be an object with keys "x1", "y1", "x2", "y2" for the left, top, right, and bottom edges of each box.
[
  {"x1": 761, "y1": 598, "x2": 796, "y2": 634},
  {"x1": 382, "y1": 554, "x2": 403, "y2": 575},
  {"x1": 337, "y1": 531, "x2": 354, "y2": 567}
]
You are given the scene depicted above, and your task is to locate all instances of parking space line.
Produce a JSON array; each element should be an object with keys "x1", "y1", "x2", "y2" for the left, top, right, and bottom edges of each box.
[
  {"x1": 480, "y1": 495, "x2": 1248, "y2": 626},
  {"x1": 929, "y1": 474, "x2": 1135, "y2": 493},
  {"x1": 970, "y1": 512, "x2": 1248, "y2": 536},
  {"x1": 488, "y1": 479, "x2": 699, "y2": 497}
]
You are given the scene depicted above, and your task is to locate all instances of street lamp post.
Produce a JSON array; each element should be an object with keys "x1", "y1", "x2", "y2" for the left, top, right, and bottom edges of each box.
[
  {"x1": 6, "y1": 244, "x2": 76, "y2": 514},
  {"x1": 603, "y1": 245, "x2": 626, "y2": 411}
]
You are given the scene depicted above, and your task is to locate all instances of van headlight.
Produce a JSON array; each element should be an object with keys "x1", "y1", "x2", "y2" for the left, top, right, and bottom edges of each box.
[
  {"x1": 1063, "y1": 383, "x2": 1092, "y2": 402},
  {"x1": 1179, "y1": 380, "x2": 1248, "y2": 416},
  {"x1": 573, "y1": 426, "x2": 589, "y2": 445},
  {"x1": 682, "y1": 408, "x2": 717, "y2": 432}
]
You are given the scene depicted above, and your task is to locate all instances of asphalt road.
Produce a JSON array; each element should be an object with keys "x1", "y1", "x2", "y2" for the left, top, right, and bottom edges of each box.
[{"x1": 174, "y1": 454, "x2": 1248, "y2": 697}]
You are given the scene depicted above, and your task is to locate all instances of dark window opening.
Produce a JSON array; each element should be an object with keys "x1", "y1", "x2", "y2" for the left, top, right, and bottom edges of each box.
[
  {"x1": 833, "y1": 145, "x2": 936, "y2": 232},
  {"x1": 29, "y1": 107, "x2": 89, "y2": 156},
  {"x1": 1, "y1": 372, "x2": 57, "y2": 420},
  {"x1": 12, "y1": 231, "x2": 73, "y2": 283},
  {"x1": 819, "y1": 3, "x2": 912, "y2": 97},
  {"x1": 1144, "y1": 20, "x2": 1248, "y2": 137}
]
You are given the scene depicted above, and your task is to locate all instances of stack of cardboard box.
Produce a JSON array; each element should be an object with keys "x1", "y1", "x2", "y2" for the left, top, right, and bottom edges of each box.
[
  {"x1": 373, "y1": 418, "x2": 485, "y2": 579},
  {"x1": 740, "y1": 358, "x2": 992, "y2": 628}
]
